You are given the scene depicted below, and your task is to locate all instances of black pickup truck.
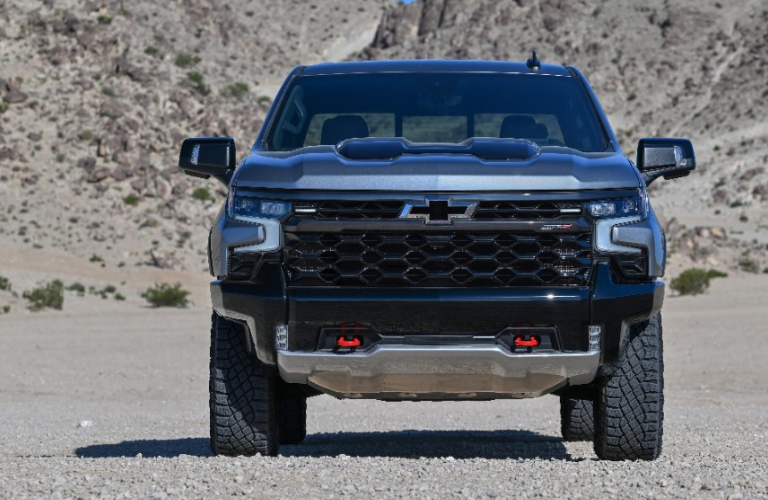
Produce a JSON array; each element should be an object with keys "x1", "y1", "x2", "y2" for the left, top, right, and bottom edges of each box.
[{"x1": 179, "y1": 57, "x2": 695, "y2": 460}]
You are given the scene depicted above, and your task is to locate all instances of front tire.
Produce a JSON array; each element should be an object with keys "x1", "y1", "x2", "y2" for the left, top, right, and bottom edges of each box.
[
  {"x1": 209, "y1": 313, "x2": 279, "y2": 456},
  {"x1": 594, "y1": 313, "x2": 664, "y2": 460}
]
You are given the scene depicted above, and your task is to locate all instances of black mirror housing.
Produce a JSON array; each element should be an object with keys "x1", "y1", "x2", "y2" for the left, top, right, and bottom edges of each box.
[
  {"x1": 179, "y1": 137, "x2": 236, "y2": 182},
  {"x1": 636, "y1": 138, "x2": 695, "y2": 185}
]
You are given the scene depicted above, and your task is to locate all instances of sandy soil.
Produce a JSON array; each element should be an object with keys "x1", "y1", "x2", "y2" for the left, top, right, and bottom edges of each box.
[{"x1": 1, "y1": 261, "x2": 767, "y2": 498}]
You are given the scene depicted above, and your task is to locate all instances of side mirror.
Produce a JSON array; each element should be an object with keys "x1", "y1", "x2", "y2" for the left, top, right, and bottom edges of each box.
[
  {"x1": 636, "y1": 138, "x2": 695, "y2": 185},
  {"x1": 178, "y1": 137, "x2": 236, "y2": 182}
]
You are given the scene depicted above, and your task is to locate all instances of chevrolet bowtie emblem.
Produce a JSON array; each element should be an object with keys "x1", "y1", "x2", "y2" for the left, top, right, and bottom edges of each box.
[{"x1": 399, "y1": 198, "x2": 478, "y2": 225}]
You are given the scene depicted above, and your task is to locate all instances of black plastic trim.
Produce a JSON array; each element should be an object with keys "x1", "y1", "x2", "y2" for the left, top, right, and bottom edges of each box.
[
  {"x1": 210, "y1": 261, "x2": 662, "y2": 367},
  {"x1": 286, "y1": 286, "x2": 591, "y2": 352},
  {"x1": 210, "y1": 264, "x2": 287, "y2": 365},
  {"x1": 591, "y1": 262, "x2": 663, "y2": 362}
]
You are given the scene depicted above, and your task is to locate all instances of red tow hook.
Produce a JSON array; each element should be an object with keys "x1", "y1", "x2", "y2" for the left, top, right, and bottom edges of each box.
[
  {"x1": 337, "y1": 336, "x2": 362, "y2": 348},
  {"x1": 337, "y1": 322, "x2": 363, "y2": 348},
  {"x1": 514, "y1": 336, "x2": 541, "y2": 347}
]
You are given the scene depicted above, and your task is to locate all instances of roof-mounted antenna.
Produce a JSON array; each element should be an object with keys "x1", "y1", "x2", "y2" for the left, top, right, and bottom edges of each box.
[{"x1": 526, "y1": 50, "x2": 541, "y2": 71}]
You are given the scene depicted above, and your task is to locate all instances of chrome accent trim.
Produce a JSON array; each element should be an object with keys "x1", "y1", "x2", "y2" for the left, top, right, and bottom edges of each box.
[
  {"x1": 594, "y1": 215, "x2": 642, "y2": 254},
  {"x1": 278, "y1": 345, "x2": 599, "y2": 400},
  {"x1": 229, "y1": 219, "x2": 281, "y2": 253},
  {"x1": 190, "y1": 144, "x2": 200, "y2": 165},
  {"x1": 230, "y1": 225, "x2": 267, "y2": 254},
  {"x1": 674, "y1": 145, "x2": 683, "y2": 166}
]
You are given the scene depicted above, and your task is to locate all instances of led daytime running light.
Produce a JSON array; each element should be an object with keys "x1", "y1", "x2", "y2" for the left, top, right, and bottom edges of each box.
[
  {"x1": 587, "y1": 195, "x2": 646, "y2": 220},
  {"x1": 229, "y1": 189, "x2": 292, "y2": 222}
]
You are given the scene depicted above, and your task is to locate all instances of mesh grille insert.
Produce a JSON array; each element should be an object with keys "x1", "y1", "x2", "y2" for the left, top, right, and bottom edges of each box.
[{"x1": 285, "y1": 231, "x2": 593, "y2": 287}]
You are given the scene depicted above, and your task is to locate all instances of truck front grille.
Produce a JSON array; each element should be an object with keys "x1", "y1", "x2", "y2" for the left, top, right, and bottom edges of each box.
[
  {"x1": 295, "y1": 200, "x2": 582, "y2": 221},
  {"x1": 297, "y1": 201, "x2": 404, "y2": 220},
  {"x1": 284, "y1": 231, "x2": 593, "y2": 287},
  {"x1": 474, "y1": 201, "x2": 581, "y2": 220}
]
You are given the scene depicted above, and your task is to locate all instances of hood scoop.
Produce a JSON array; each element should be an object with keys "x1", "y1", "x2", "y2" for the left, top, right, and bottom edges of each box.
[{"x1": 335, "y1": 137, "x2": 540, "y2": 161}]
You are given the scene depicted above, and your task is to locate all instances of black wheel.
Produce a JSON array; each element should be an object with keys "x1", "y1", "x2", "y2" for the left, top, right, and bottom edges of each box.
[
  {"x1": 594, "y1": 313, "x2": 664, "y2": 460},
  {"x1": 209, "y1": 313, "x2": 279, "y2": 456},
  {"x1": 278, "y1": 398, "x2": 307, "y2": 445},
  {"x1": 560, "y1": 396, "x2": 595, "y2": 441}
]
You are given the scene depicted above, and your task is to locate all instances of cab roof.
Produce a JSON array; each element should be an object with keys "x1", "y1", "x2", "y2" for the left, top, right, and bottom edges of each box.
[{"x1": 301, "y1": 59, "x2": 575, "y2": 78}]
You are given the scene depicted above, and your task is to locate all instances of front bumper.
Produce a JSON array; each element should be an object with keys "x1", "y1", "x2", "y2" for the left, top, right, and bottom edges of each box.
[
  {"x1": 211, "y1": 261, "x2": 663, "y2": 368},
  {"x1": 278, "y1": 345, "x2": 599, "y2": 400}
]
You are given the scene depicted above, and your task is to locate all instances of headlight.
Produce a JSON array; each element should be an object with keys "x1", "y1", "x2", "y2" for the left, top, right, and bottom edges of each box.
[
  {"x1": 591, "y1": 190, "x2": 649, "y2": 255},
  {"x1": 228, "y1": 189, "x2": 292, "y2": 222},
  {"x1": 586, "y1": 195, "x2": 647, "y2": 220},
  {"x1": 227, "y1": 189, "x2": 290, "y2": 253}
]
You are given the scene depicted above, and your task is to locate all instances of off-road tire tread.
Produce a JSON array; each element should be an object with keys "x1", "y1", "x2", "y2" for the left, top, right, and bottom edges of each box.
[
  {"x1": 594, "y1": 313, "x2": 664, "y2": 461},
  {"x1": 278, "y1": 398, "x2": 308, "y2": 445},
  {"x1": 209, "y1": 313, "x2": 278, "y2": 456},
  {"x1": 560, "y1": 397, "x2": 595, "y2": 441}
]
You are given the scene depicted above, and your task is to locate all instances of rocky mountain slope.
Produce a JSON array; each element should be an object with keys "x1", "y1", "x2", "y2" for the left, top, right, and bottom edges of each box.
[
  {"x1": 0, "y1": 0, "x2": 387, "y2": 275},
  {"x1": 358, "y1": 0, "x2": 768, "y2": 273},
  {"x1": 0, "y1": 0, "x2": 766, "y2": 291}
]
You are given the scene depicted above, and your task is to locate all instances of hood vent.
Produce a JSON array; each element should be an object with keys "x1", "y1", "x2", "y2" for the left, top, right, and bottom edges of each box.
[{"x1": 335, "y1": 137, "x2": 540, "y2": 161}]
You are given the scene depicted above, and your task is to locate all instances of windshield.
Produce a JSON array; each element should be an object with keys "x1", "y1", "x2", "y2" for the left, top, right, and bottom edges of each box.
[{"x1": 266, "y1": 72, "x2": 609, "y2": 153}]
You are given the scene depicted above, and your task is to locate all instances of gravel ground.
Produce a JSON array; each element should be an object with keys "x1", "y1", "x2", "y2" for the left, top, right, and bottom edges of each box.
[{"x1": 2, "y1": 276, "x2": 768, "y2": 499}]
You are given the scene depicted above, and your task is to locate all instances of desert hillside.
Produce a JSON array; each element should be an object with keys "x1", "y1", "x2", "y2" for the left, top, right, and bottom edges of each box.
[
  {"x1": 0, "y1": 0, "x2": 767, "y2": 312},
  {"x1": 0, "y1": 0, "x2": 386, "y2": 275},
  {"x1": 358, "y1": 0, "x2": 768, "y2": 274}
]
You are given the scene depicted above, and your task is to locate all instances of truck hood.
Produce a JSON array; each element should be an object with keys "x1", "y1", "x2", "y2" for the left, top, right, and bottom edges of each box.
[{"x1": 233, "y1": 142, "x2": 641, "y2": 192}]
